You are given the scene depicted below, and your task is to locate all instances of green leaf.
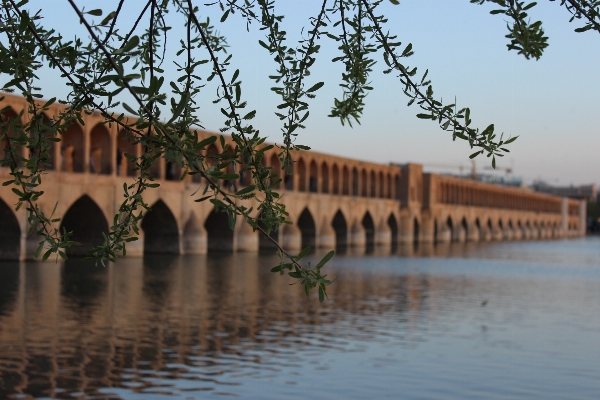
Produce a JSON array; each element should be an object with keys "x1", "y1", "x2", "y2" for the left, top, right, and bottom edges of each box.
[
  {"x1": 315, "y1": 250, "x2": 334, "y2": 269},
  {"x1": 416, "y1": 113, "x2": 434, "y2": 119},
  {"x1": 294, "y1": 246, "x2": 311, "y2": 261},
  {"x1": 120, "y1": 35, "x2": 139, "y2": 54},
  {"x1": 235, "y1": 185, "x2": 256, "y2": 195},
  {"x1": 122, "y1": 103, "x2": 138, "y2": 116},
  {"x1": 34, "y1": 241, "x2": 44, "y2": 259},
  {"x1": 306, "y1": 82, "x2": 324, "y2": 93},
  {"x1": 194, "y1": 195, "x2": 212, "y2": 203},
  {"x1": 87, "y1": 9, "x2": 102, "y2": 16},
  {"x1": 220, "y1": 9, "x2": 230, "y2": 22}
]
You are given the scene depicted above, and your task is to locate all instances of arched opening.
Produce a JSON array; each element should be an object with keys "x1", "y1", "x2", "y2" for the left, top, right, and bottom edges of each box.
[
  {"x1": 141, "y1": 200, "x2": 180, "y2": 254},
  {"x1": 90, "y1": 124, "x2": 112, "y2": 174},
  {"x1": 270, "y1": 153, "x2": 281, "y2": 189},
  {"x1": 297, "y1": 208, "x2": 316, "y2": 249},
  {"x1": 413, "y1": 217, "x2": 420, "y2": 244},
  {"x1": 461, "y1": 217, "x2": 468, "y2": 240},
  {"x1": 284, "y1": 169, "x2": 293, "y2": 190},
  {"x1": 298, "y1": 158, "x2": 307, "y2": 192},
  {"x1": 29, "y1": 113, "x2": 55, "y2": 170},
  {"x1": 321, "y1": 161, "x2": 329, "y2": 193},
  {"x1": 433, "y1": 219, "x2": 438, "y2": 244},
  {"x1": 332, "y1": 164, "x2": 340, "y2": 195},
  {"x1": 361, "y1": 169, "x2": 367, "y2": 197},
  {"x1": 386, "y1": 173, "x2": 392, "y2": 199},
  {"x1": 352, "y1": 167, "x2": 359, "y2": 196},
  {"x1": 332, "y1": 210, "x2": 348, "y2": 251},
  {"x1": 395, "y1": 174, "x2": 401, "y2": 200},
  {"x1": 0, "y1": 197, "x2": 21, "y2": 260},
  {"x1": 475, "y1": 218, "x2": 482, "y2": 240},
  {"x1": 1, "y1": 108, "x2": 22, "y2": 167},
  {"x1": 388, "y1": 214, "x2": 398, "y2": 248},
  {"x1": 342, "y1": 166, "x2": 350, "y2": 195},
  {"x1": 62, "y1": 123, "x2": 85, "y2": 173},
  {"x1": 60, "y1": 195, "x2": 109, "y2": 256},
  {"x1": 370, "y1": 170, "x2": 376, "y2": 197},
  {"x1": 362, "y1": 211, "x2": 375, "y2": 250},
  {"x1": 378, "y1": 171, "x2": 384, "y2": 198},
  {"x1": 204, "y1": 209, "x2": 234, "y2": 252},
  {"x1": 447, "y1": 216, "x2": 454, "y2": 242},
  {"x1": 166, "y1": 158, "x2": 183, "y2": 182},
  {"x1": 220, "y1": 147, "x2": 236, "y2": 191},
  {"x1": 117, "y1": 128, "x2": 137, "y2": 177},
  {"x1": 309, "y1": 160, "x2": 318, "y2": 192}
]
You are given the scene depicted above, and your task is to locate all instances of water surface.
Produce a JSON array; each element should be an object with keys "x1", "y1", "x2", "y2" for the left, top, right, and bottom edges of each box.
[{"x1": 1, "y1": 238, "x2": 600, "y2": 399}]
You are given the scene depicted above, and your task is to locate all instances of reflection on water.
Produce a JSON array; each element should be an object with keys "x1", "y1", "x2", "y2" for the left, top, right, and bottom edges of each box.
[{"x1": 1, "y1": 238, "x2": 600, "y2": 399}]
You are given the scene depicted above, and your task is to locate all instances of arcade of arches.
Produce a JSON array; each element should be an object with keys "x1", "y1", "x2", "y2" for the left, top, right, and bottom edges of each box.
[{"x1": 0, "y1": 93, "x2": 586, "y2": 260}]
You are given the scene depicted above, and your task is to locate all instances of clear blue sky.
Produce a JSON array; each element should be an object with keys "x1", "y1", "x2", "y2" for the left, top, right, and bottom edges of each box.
[{"x1": 16, "y1": 1, "x2": 600, "y2": 186}]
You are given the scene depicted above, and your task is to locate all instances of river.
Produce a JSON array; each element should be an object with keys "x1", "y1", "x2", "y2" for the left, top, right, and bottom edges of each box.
[{"x1": 1, "y1": 237, "x2": 600, "y2": 399}]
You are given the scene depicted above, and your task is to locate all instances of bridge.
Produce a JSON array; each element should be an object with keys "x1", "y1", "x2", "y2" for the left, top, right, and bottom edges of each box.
[{"x1": 0, "y1": 93, "x2": 586, "y2": 260}]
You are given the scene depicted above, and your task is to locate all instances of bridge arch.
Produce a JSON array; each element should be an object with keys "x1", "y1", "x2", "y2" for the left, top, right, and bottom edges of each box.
[
  {"x1": 269, "y1": 153, "x2": 281, "y2": 189},
  {"x1": 297, "y1": 207, "x2": 316, "y2": 249},
  {"x1": 362, "y1": 211, "x2": 375, "y2": 249},
  {"x1": 60, "y1": 195, "x2": 109, "y2": 256},
  {"x1": 446, "y1": 216, "x2": 454, "y2": 242},
  {"x1": 90, "y1": 123, "x2": 112, "y2": 174},
  {"x1": 352, "y1": 167, "x2": 359, "y2": 196},
  {"x1": 204, "y1": 208, "x2": 233, "y2": 252},
  {"x1": 0, "y1": 197, "x2": 21, "y2": 260},
  {"x1": 62, "y1": 122, "x2": 85, "y2": 173},
  {"x1": 321, "y1": 161, "x2": 329, "y2": 193},
  {"x1": 388, "y1": 214, "x2": 398, "y2": 247},
  {"x1": 360, "y1": 168, "x2": 367, "y2": 197},
  {"x1": 413, "y1": 217, "x2": 420, "y2": 244},
  {"x1": 29, "y1": 112, "x2": 56, "y2": 170},
  {"x1": 332, "y1": 210, "x2": 348, "y2": 250},
  {"x1": 475, "y1": 218, "x2": 483, "y2": 241},
  {"x1": 297, "y1": 158, "x2": 307, "y2": 192},
  {"x1": 342, "y1": 166, "x2": 350, "y2": 195},
  {"x1": 332, "y1": 163, "x2": 340, "y2": 195},
  {"x1": 309, "y1": 160, "x2": 318, "y2": 193},
  {"x1": 1, "y1": 107, "x2": 22, "y2": 165},
  {"x1": 117, "y1": 128, "x2": 137, "y2": 177},
  {"x1": 142, "y1": 200, "x2": 180, "y2": 254},
  {"x1": 461, "y1": 217, "x2": 469, "y2": 241},
  {"x1": 370, "y1": 170, "x2": 376, "y2": 197}
]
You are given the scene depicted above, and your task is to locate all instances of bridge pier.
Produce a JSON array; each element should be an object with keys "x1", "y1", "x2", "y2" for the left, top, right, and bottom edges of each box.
[
  {"x1": 235, "y1": 219, "x2": 259, "y2": 252},
  {"x1": 466, "y1": 227, "x2": 480, "y2": 242},
  {"x1": 398, "y1": 216, "x2": 414, "y2": 245},
  {"x1": 182, "y1": 214, "x2": 207, "y2": 254},
  {"x1": 419, "y1": 216, "x2": 435, "y2": 244},
  {"x1": 375, "y1": 218, "x2": 392, "y2": 246},
  {"x1": 317, "y1": 217, "x2": 336, "y2": 249},
  {"x1": 280, "y1": 223, "x2": 302, "y2": 251},
  {"x1": 437, "y1": 228, "x2": 452, "y2": 243},
  {"x1": 350, "y1": 219, "x2": 366, "y2": 247}
]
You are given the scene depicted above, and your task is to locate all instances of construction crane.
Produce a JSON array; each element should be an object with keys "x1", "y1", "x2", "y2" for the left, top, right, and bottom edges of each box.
[{"x1": 421, "y1": 160, "x2": 478, "y2": 180}]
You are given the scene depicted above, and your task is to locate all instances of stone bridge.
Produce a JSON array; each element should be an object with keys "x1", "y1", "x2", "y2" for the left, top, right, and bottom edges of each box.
[{"x1": 0, "y1": 94, "x2": 586, "y2": 260}]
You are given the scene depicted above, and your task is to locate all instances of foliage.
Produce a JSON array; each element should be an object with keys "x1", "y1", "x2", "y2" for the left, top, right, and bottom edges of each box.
[{"x1": 0, "y1": 0, "x2": 598, "y2": 301}]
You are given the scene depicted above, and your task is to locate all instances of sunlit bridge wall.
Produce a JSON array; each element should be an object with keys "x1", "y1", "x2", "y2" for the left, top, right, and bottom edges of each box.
[{"x1": 0, "y1": 93, "x2": 586, "y2": 260}]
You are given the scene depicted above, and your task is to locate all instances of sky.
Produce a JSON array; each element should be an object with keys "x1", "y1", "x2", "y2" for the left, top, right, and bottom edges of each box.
[{"x1": 11, "y1": 0, "x2": 600, "y2": 186}]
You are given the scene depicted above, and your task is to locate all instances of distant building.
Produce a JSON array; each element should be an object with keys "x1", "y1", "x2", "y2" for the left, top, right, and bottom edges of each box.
[{"x1": 533, "y1": 183, "x2": 598, "y2": 202}]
